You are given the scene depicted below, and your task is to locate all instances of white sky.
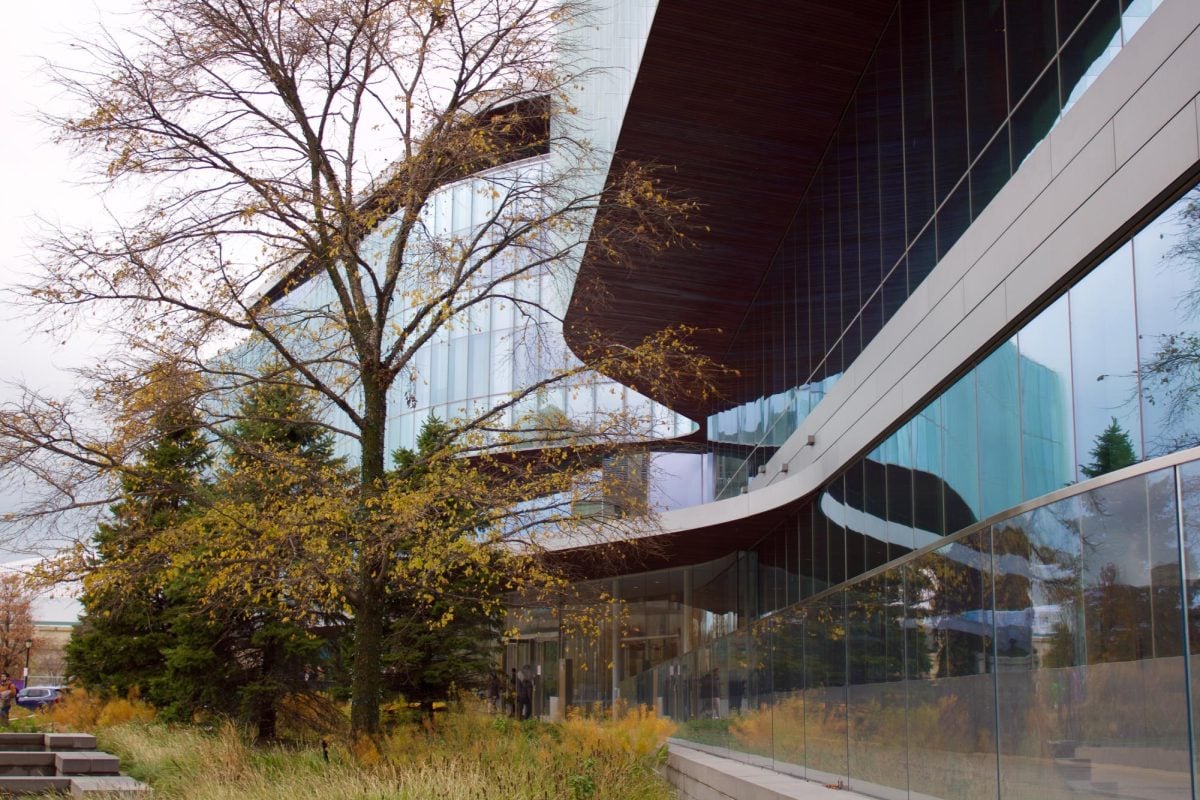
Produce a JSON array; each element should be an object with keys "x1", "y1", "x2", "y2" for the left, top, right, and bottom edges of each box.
[
  {"x1": 0, "y1": 2, "x2": 133, "y2": 611},
  {"x1": 0, "y1": 1, "x2": 131, "y2": 395}
]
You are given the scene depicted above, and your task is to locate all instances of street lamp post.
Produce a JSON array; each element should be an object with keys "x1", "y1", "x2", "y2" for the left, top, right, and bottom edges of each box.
[{"x1": 23, "y1": 639, "x2": 31, "y2": 686}]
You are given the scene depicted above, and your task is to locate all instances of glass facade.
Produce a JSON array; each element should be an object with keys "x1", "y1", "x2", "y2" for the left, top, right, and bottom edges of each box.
[
  {"x1": 290, "y1": 204, "x2": 696, "y2": 461},
  {"x1": 640, "y1": 458, "x2": 1195, "y2": 800},
  {"x1": 507, "y1": 178, "x2": 1200, "y2": 790},
  {"x1": 747, "y1": 180, "x2": 1200, "y2": 610},
  {"x1": 501, "y1": 2, "x2": 1200, "y2": 798},
  {"x1": 710, "y1": 0, "x2": 1166, "y2": 499}
]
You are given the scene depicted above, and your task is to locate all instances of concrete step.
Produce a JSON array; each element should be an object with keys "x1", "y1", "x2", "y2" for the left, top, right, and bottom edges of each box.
[
  {"x1": 0, "y1": 751, "x2": 56, "y2": 776},
  {"x1": 0, "y1": 732, "x2": 98, "y2": 752},
  {"x1": 0, "y1": 732, "x2": 150, "y2": 795},
  {"x1": 0, "y1": 775, "x2": 73, "y2": 794},
  {"x1": 55, "y1": 751, "x2": 121, "y2": 776},
  {"x1": 69, "y1": 775, "x2": 152, "y2": 797},
  {"x1": 45, "y1": 733, "x2": 99, "y2": 751},
  {"x1": 0, "y1": 733, "x2": 50, "y2": 752}
]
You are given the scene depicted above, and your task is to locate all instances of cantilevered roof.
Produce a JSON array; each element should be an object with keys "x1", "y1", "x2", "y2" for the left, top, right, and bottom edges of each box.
[{"x1": 566, "y1": 0, "x2": 895, "y2": 423}]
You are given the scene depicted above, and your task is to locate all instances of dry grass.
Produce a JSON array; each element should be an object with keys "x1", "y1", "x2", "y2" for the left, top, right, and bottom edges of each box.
[
  {"x1": 83, "y1": 704, "x2": 676, "y2": 800},
  {"x1": 46, "y1": 688, "x2": 157, "y2": 731}
]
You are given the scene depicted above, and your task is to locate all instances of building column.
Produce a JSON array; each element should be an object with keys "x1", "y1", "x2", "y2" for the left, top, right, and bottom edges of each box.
[{"x1": 681, "y1": 567, "x2": 693, "y2": 654}]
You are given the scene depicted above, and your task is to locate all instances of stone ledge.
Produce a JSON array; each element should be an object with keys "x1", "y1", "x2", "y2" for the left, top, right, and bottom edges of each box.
[
  {"x1": 70, "y1": 775, "x2": 153, "y2": 798},
  {"x1": 56, "y1": 751, "x2": 121, "y2": 776},
  {"x1": 0, "y1": 775, "x2": 73, "y2": 794},
  {"x1": 666, "y1": 742, "x2": 873, "y2": 800},
  {"x1": 46, "y1": 733, "x2": 100, "y2": 751}
]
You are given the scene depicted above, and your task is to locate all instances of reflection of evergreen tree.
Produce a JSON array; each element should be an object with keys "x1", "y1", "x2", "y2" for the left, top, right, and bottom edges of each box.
[{"x1": 1080, "y1": 418, "x2": 1137, "y2": 479}]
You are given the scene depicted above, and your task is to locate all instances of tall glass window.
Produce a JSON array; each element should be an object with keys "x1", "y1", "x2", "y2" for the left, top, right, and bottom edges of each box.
[
  {"x1": 977, "y1": 339, "x2": 1022, "y2": 518},
  {"x1": 1018, "y1": 295, "x2": 1074, "y2": 500},
  {"x1": 1071, "y1": 244, "x2": 1142, "y2": 478},
  {"x1": 1136, "y1": 189, "x2": 1200, "y2": 456}
]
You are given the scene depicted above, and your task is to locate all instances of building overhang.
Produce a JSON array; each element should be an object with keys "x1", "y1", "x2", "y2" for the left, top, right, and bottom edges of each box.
[{"x1": 565, "y1": 0, "x2": 895, "y2": 423}]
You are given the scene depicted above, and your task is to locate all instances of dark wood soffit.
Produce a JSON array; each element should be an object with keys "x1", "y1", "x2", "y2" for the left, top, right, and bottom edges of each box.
[
  {"x1": 565, "y1": 0, "x2": 896, "y2": 423},
  {"x1": 552, "y1": 504, "x2": 795, "y2": 582}
]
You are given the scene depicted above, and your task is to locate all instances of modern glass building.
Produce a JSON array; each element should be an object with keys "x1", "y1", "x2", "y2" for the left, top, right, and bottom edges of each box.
[{"x1": 493, "y1": 0, "x2": 1200, "y2": 797}]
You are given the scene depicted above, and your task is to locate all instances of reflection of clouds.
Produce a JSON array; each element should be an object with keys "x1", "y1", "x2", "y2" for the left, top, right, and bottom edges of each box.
[
  {"x1": 819, "y1": 490, "x2": 942, "y2": 551},
  {"x1": 913, "y1": 606, "x2": 1064, "y2": 638},
  {"x1": 647, "y1": 452, "x2": 711, "y2": 512}
]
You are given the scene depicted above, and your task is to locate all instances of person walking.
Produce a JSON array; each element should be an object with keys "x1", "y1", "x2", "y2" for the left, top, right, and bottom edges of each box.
[
  {"x1": 516, "y1": 665, "x2": 534, "y2": 721},
  {"x1": 487, "y1": 670, "x2": 502, "y2": 714},
  {"x1": 0, "y1": 673, "x2": 18, "y2": 725}
]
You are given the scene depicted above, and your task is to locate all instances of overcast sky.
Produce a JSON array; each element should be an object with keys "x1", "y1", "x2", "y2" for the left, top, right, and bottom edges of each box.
[
  {"x1": 0, "y1": 3, "x2": 132, "y2": 615},
  {"x1": 0, "y1": 1, "x2": 131, "y2": 395}
]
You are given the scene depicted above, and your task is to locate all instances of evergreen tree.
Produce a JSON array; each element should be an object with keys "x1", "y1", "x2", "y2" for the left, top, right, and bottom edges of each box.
[
  {"x1": 381, "y1": 416, "x2": 503, "y2": 713},
  {"x1": 159, "y1": 379, "x2": 347, "y2": 741},
  {"x1": 67, "y1": 400, "x2": 212, "y2": 699},
  {"x1": 1081, "y1": 417, "x2": 1138, "y2": 478}
]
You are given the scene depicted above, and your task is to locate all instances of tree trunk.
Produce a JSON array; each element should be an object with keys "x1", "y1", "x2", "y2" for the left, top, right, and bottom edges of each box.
[
  {"x1": 350, "y1": 378, "x2": 389, "y2": 736},
  {"x1": 254, "y1": 637, "x2": 278, "y2": 744},
  {"x1": 350, "y1": 564, "x2": 386, "y2": 735}
]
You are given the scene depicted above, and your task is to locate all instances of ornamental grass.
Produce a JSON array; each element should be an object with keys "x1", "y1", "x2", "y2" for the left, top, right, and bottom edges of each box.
[{"x1": 76, "y1": 703, "x2": 675, "y2": 800}]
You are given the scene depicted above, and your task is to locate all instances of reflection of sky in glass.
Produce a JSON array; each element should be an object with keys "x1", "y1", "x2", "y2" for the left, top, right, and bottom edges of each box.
[
  {"x1": 1136, "y1": 190, "x2": 1200, "y2": 456},
  {"x1": 1071, "y1": 244, "x2": 1141, "y2": 474},
  {"x1": 1019, "y1": 295, "x2": 1074, "y2": 499}
]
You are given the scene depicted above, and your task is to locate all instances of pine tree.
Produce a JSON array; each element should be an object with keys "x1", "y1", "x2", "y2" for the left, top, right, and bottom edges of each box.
[
  {"x1": 161, "y1": 379, "x2": 347, "y2": 741},
  {"x1": 67, "y1": 402, "x2": 212, "y2": 699},
  {"x1": 382, "y1": 416, "x2": 503, "y2": 714},
  {"x1": 1080, "y1": 417, "x2": 1139, "y2": 479}
]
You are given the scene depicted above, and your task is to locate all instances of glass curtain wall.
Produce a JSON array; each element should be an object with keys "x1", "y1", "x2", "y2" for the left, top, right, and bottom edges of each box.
[
  {"x1": 711, "y1": 0, "x2": 1167, "y2": 498},
  {"x1": 528, "y1": 175, "x2": 1200, "y2": 724},
  {"x1": 655, "y1": 457, "x2": 1195, "y2": 800},
  {"x1": 807, "y1": 181, "x2": 1200, "y2": 588}
]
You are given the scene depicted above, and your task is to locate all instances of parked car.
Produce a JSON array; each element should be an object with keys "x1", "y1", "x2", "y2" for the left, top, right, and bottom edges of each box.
[{"x1": 15, "y1": 686, "x2": 64, "y2": 711}]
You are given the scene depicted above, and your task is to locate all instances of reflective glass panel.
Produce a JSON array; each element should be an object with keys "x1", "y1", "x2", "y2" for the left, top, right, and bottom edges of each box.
[
  {"x1": 964, "y1": 0, "x2": 1008, "y2": 161},
  {"x1": 930, "y1": 0, "x2": 968, "y2": 208},
  {"x1": 1005, "y1": 0, "x2": 1058, "y2": 110},
  {"x1": 993, "y1": 498, "x2": 1085, "y2": 799},
  {"x1": 1179, "y1": 459, "x2": 1200, "y2": 790},
  {"x1": 905, "y1": 531, "x2": 998, "y2": 800},
  {"x1": 1060, "y1": 0, "x2": 1123, "y2": 114},
  {"x1": 1137, "y1": 187, "x2": 1200, "y2": 456},
  {"x1": 902, "y1": 0, "x2": 935, "y2": 246},
  {"x1": 804, "y1": 593, "x2": 848, "y2": 783},
  {"x1": 771, "y1": 609, "x2": 807, "y2": 774},
  {"x1": 942, "y1": 369, "x2": 981, "y2": 526},
  {"x1": 913, "y1": 394, "x2": 947, "y2": 539},
  {"x1": 1011, "y1": 62, "x2": 1060, "y2": 167},
  {"x1": 1019, "y1": 295, "x2": 1075, "y2": 501},
  {"x1": 1071, "y1": 243, "x2": 1142, "y2": 479},
  {"x1": 978, "y1": 338, "x2": 1022, "y2": 518},
  {"x1": 971, "y1": 124, "x2": 1012, "y2": 222},
  {"x1": 847, "y1": 572, "x2": 908, "y2": 799}
]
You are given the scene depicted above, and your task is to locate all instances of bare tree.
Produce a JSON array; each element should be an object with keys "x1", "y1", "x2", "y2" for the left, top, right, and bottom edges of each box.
[{"x1": 3, "y1": 0, "x2": 715, "y2": 733}]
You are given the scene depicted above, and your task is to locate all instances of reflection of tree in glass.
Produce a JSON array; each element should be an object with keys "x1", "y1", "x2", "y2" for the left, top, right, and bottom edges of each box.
[
  {"x1": 1080, "y1": 418, "x2": 1137, "y2": 479},
  {"x1": 1141, "y1": 194, "x2": 1200, "y2": 452}
]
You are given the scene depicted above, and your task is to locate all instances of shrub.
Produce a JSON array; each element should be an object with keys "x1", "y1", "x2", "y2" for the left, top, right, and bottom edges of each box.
[{"x1": 47, "y1": 688, "x2": 156, "y2": 731}]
